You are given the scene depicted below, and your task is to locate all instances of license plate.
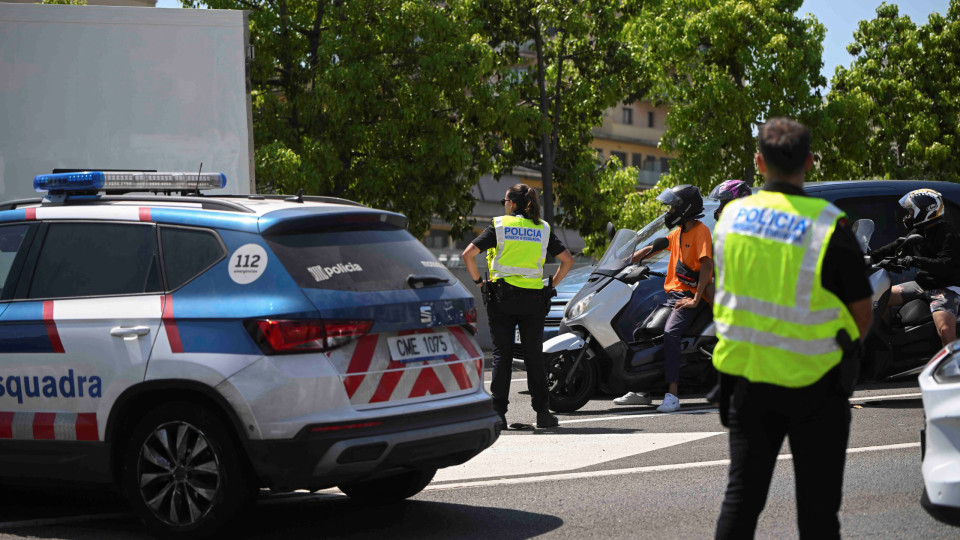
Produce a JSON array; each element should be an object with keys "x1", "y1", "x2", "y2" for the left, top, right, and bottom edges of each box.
[
  {"x1": 387, "y1": 332, "x2": 453, "y2": 363},
  {"x1": 515, "y1": 329, "x2": 521, "y2": 344}
]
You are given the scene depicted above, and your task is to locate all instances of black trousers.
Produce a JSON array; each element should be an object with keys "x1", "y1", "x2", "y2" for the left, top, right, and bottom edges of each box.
[
  {"x1": 488, "y1": 288, "x2": 550, "y2": 415},
  {"x1": 716, "y1": 370, "x2": 851, "y2": 539}
]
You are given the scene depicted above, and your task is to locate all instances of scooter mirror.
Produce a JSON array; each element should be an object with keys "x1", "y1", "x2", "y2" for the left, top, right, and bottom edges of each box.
[
  {"x1": 606, "y1": 222, "x2": 616, "y2": 241},
  {"x1": 851, "y1": 219, "x2": 875, "y2": 254},
  {"x1": 650, "y1": 236, "x2": 669, "y2": 253}
]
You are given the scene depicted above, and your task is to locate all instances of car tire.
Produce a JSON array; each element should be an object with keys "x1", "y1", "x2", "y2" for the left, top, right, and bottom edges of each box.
[
  {"x1": 546, "y1": 350, "x2": 596, "y2": 412},
  {"x1": 338, "y1": 467, "x2": 436, "y2": 504},
  {"x1": 121, "y1": 401, "x2": 254, "y2": 539}
]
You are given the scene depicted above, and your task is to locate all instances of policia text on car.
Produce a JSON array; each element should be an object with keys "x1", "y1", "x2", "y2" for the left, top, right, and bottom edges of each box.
[
  {"x1": 463, "y1": 183, "x2": 574, "y2": 430},
  {"x1": 711, "y1": 118, "x2": 873, "y2": 539}
]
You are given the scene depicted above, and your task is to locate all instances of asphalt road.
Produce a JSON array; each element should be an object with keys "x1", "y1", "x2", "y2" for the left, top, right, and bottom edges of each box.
[{"x1": 0, "y1": 377, "x2": 956, "y2": 539}]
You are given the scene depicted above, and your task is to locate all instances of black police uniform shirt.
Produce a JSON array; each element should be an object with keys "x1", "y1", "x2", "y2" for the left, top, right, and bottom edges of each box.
[
  {"x1": 470, "y1": 214, "x2": 568, "y2": 259},
  {"x1": 762, "y1": 182, "x2": 873, "y2": 305},
  {"x1": 871, "y1": 220, "x2": 960, "y2": 290}
]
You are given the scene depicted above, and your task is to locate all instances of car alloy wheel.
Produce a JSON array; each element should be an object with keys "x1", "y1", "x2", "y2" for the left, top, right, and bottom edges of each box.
[{"x1": 137, "y1": 420, "x2": 222, "y2": 527}]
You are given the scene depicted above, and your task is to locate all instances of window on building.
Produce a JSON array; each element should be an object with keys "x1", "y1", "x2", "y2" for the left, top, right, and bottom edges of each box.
[
  {"x1": 644, "y1": 155, "x2": 656, "y2": 171},
  {"x1": 610, "y1": 151, "x2": 627, "y2": 165},
  {"x1": 622, "y1": 108, "x2": 633, "y2": 125},
  {"x1": 632, "y1": 153, "x2": 644, "y2": 168},
  {"x1": 660, "y1": 158, "x2": 671, "y2": 173},
  {"x1": 648, "y1": 111, "x2": 655, "y2": 128}
]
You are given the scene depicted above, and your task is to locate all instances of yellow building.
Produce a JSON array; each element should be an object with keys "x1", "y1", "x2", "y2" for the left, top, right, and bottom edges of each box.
[{"x1": 592, "y1": 100, "x2": 672, "y2": 189}]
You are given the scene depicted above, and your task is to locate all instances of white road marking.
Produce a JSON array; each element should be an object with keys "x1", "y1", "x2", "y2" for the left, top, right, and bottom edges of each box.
[
  {"x1": 424, "y1": 442, "x2": 921, "y2": 492},
  {"x1": 850, "y1": 392, "x2": 921, "y2": 402},
  {"x1": 433, "y1": 432, "x2": 724, "y2": 482},
  {"x1": 0, "y1": 513, "x2": 129, "y2": 531}
]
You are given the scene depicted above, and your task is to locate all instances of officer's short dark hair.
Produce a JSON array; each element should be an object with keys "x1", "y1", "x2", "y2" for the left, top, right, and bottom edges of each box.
[{"x1": 757, "y1": 118, "x2": 811, "y2": 176}]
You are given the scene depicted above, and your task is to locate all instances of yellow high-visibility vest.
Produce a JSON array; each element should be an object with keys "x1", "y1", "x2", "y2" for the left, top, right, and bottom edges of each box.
[
  {"x1": 486, "y1": 215, "x2": 550, "y2": 289},
  {"x1": 712, "y1": 191, "x2": 860, "y2": 387}
]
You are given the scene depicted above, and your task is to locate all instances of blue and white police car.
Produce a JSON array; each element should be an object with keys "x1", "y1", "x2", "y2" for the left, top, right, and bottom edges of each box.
[{"x1": 0, "y1": 171, "x2": 499, "y2": 538}]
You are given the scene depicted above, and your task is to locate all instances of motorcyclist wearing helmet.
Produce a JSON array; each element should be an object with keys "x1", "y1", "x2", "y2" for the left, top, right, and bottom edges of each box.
[
  {"x1": 612, "y1": 184, "x2": 713, "y2": 412},
  {"x1": 870, "y1": 188, "x2": 960, "y2": 346},
  {"x1": 709, "y1": 179, "x2": 753, "y2": 220}
]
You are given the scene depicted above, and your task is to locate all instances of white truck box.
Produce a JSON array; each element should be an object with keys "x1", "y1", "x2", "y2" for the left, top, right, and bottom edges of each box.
[{"x1": 0, "y1": 4, "x2": 254, "y2": 199}]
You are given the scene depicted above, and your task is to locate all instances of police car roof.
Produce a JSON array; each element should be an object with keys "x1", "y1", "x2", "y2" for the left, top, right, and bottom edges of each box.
[{"x1": 0, "y1": 194, "x2": 408, "y2": 234}]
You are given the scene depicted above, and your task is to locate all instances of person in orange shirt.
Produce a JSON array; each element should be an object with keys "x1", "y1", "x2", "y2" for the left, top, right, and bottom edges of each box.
[{"x1": 613, "y1": 185, "x2": 713, "y2": 412}]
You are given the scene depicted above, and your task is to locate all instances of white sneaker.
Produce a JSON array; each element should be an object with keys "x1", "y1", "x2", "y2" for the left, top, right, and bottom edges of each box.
[
  {"x1": 656, "y1": 393, "x2": 680, "y2": 413},
  {"x1": 613, "y1": 391, "x2": 652, "y2": 405}
]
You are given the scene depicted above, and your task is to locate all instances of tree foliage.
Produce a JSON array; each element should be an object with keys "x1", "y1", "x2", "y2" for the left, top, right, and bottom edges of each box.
[
  {"x1": 821, "y1": 1, "x2": 960, "y2": 181},
  {"x1": 466, "y1": 0, "x2": 648, "y2": 250},
  {"x1": 42, "y1": 0, "x2": 87, "y2": 5},
  {"x1": 615, "y1": 0, "x2": 826, "y2": 230},
  {"x1": 182, "y1": 0, "x2": 512, "y2": 237}
]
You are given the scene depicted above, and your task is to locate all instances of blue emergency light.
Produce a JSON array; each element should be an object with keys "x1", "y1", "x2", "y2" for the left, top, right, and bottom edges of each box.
[{"x1": 34, "y1": 171, "x2": 227, "y2": 194}]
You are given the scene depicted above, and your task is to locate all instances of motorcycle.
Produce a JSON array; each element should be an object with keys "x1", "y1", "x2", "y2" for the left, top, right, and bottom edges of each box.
[
  {"x1": 541, "y1": 223, "x2": 717, "y2": 412},
  {"x1": 853, "y1": 219, "x2": 947, "y2": 380}
]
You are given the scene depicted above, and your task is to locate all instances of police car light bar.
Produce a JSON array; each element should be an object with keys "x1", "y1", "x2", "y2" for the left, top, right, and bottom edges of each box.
[{"x1": 34, "y1": 171, "x2": 227, "y2": 193}]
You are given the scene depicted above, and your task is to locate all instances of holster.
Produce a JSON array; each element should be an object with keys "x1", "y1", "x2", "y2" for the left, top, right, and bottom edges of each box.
[
  {"x1": 835, "y1": 329, "x2": 863, "y2": 397},
  {"x1": 716, "y1": 373, "x2": 743, "y2": 428}
]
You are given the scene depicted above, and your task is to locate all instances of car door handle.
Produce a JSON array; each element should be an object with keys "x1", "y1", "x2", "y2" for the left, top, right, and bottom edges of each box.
[{"x1": 110, "y1": 326, "x2": 151, "y2": 338}]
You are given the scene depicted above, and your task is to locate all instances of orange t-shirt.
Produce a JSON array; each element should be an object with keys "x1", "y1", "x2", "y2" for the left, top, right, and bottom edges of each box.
[{"x1": 664, "y1": 221, "x2": 713, "y2": 294}]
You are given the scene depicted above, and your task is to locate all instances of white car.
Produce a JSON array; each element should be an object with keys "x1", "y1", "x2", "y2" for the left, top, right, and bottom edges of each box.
[{"x1": 919, "y1": 340, "x2": 960, "y2": 525}]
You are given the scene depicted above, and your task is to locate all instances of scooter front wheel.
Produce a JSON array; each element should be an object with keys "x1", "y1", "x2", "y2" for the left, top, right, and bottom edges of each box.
[{"x1": 545, "y1": 350, "x2": 596, "y2": 412}]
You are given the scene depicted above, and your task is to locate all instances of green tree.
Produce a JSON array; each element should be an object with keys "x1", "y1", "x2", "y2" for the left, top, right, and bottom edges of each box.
[
  {"x1": 616, "y1": 0, "x2": 827, "y2": 230},
  {"x1": 821, "y1": 1, "x2": 960, "y2": 181},
  {"x1": 466, "y1": 0, "x2": 648, "y2": 251},
  {"x1": 41, "y1": 0, "x2": 88, "y2": 5},
  {"x1": 182, "y1": 0, "x2": 511, "y2": 238}
]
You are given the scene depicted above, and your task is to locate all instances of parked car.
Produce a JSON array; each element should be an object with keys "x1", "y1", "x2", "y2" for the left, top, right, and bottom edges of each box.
[
  {"x1": 919, "y1": 340, "x2": 960, "y2": 526},
  {"x1": 511, "y1": 264, "x2": 594, "y2": 360},
  {"x1": 0, "y1": 171, "x2": 499, "y2": 538}
]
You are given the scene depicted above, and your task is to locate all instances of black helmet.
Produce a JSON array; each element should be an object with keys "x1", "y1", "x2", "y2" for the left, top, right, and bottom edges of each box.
[
  {"x1": 899, "y1": 188, "x2": 944, "y2": 229},
  {"x1": 657, "y1": 184, "x2": 704, "y2": 229}
]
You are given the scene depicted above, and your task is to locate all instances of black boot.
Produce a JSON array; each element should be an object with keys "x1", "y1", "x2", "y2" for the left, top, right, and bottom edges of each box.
[{"x1": 536, "y1": 411, "x2": 558, "y2": 428}]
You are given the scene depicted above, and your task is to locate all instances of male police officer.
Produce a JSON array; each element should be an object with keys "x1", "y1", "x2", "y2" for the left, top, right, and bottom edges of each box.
[{"x1": 712, "y1": 118, "x2": 873, "y2": 539}]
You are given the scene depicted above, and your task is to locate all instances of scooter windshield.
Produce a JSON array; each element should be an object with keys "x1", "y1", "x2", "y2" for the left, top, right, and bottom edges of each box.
[{"x1": 594, "y1": 201, "x2": 721, "y2": 276}]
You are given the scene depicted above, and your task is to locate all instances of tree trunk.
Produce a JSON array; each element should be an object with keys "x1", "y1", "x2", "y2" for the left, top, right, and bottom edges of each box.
[{"x1": 533, "y1": 19, "x2": 554, "y2": 227}]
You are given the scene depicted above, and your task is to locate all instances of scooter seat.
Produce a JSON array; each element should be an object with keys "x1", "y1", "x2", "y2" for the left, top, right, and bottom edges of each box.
[
  {"x1": 633, "y1": 305, "x2": 671, "y2": 340},
  {"x1": 898, "y1": 298, "x2": 933, "y2": 327}
]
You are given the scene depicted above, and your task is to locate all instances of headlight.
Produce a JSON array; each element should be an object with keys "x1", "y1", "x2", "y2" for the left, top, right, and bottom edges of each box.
[
  {"x1": 933, "y1": 347, "x2": 960, "y2": 383},
  {"x1": 568, "y1": 292, "x2": 596, "y2": 319}
]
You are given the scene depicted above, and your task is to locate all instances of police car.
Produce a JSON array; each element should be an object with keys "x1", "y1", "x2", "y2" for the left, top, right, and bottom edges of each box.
[{"x1": 0, "y1": 171, "x2": 499, "y2": 538}]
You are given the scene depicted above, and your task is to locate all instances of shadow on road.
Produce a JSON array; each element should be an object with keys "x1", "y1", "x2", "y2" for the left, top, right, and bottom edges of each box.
[
  {"x1": 238, "y1": 497, "x2": 563, "y2": 539},
  {"x1": 857, "y1": 398, "x2": 923, "y2": 410}
]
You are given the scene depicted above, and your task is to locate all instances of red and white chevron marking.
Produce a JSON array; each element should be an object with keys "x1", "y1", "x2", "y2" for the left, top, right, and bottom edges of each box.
[
  {"x1": 340, "y1": 326, "x2": 483, "y2": 406},
  {"x1": 0, "y1": 411, "x2": 98, "y2": 441}
]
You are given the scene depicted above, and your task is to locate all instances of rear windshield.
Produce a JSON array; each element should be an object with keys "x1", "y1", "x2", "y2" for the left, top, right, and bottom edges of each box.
[{"x1": 265, "y1": 226, "x2": 456, "y2": 292}]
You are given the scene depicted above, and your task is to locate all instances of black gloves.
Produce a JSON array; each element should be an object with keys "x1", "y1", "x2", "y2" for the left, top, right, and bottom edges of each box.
[{"x1": 897, "y1": 255, "x2": 918, "y2": 268}]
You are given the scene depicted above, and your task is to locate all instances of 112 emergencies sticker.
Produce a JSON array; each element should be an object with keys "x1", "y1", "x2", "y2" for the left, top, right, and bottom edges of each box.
[{"x1": 229, "y1": 244, "x2": 268, "y2": 285}]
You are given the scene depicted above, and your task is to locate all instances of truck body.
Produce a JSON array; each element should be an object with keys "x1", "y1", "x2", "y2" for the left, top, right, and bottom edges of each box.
[{"x1": 0, "y1": 3, "x2": 254, "y2": 198}]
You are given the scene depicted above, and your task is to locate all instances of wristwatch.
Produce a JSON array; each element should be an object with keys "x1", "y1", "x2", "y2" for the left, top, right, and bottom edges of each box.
[{"x1": 473, "y1": 277, "x2": 483, "y2": 284}]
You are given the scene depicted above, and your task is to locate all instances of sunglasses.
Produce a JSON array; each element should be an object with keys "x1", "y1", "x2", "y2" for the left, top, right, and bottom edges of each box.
[{"x1": 499, "y1": 198, "x2": 508, "y2": 205}]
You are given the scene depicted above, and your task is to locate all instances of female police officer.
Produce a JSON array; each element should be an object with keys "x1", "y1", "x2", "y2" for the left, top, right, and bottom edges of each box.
[{"x1": 462, "y1": 183, "x2": 574, "y2": 429}]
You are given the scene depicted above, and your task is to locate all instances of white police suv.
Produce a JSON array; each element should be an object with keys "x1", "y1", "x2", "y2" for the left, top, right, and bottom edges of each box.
[{"x1": 0, "y1": 171, "x2": 499, "y2": 538}]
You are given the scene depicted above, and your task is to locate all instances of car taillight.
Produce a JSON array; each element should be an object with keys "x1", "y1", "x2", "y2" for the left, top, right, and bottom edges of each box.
[
  {"x1": 464, "y1": 307, "x2": 478, "y2": 334},
  {"x1": 247, "y1": 319, "x2": 373, "y2": 354}
]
